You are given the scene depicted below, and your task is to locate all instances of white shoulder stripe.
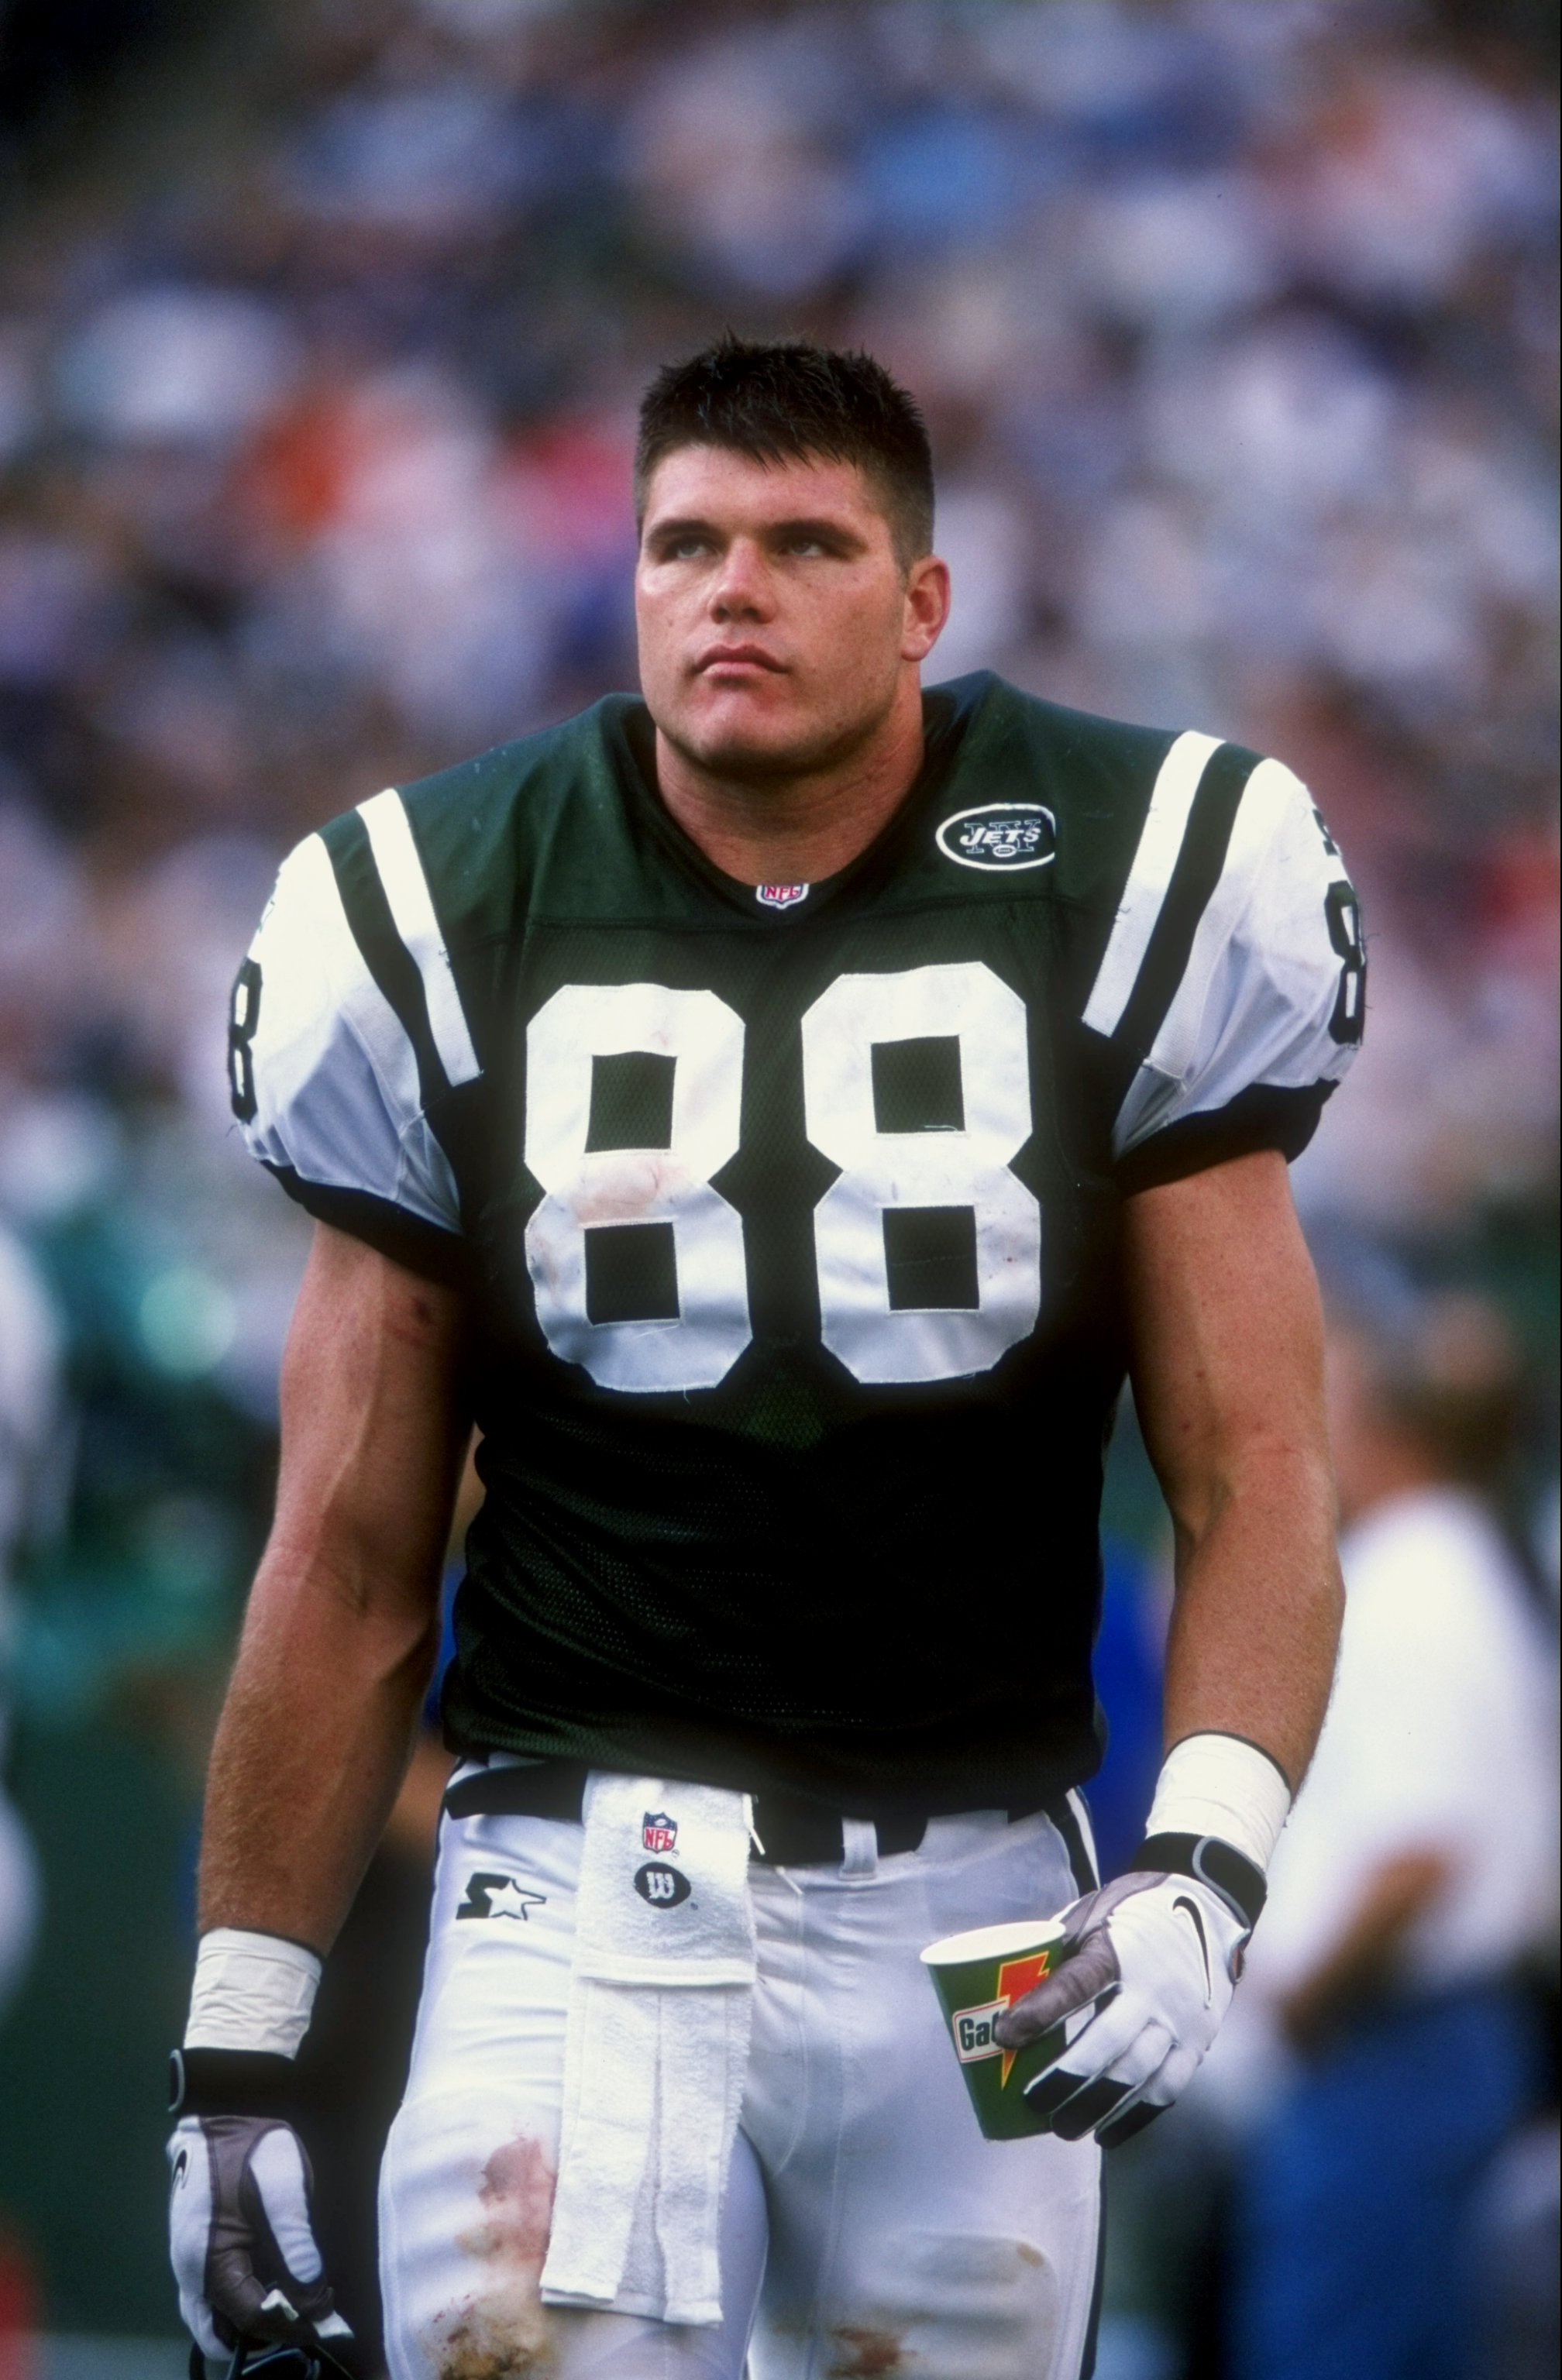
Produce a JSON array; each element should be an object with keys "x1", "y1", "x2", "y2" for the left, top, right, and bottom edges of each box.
[
  {"x1": 1137, "y1": 757, "x2": 1296, "y2": 1091},
  {"x1": 1082, "y1": 730, "x2": 1223, "y2": 1039},
  {"x1": 293, "y1": 834, "x2": 421, "y2": 1142},
  {"x1": 1108, "y1": 755, "x2": 1356, "y2": 1159},
  {"x1": 246, "y1": 834, "x2": 461, "y2": 1232},
  {"x1": 357, "y1": 789, "x2": 482, "y2": 1087}
]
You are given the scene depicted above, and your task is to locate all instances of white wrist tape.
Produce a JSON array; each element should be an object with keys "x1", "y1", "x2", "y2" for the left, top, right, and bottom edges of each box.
[
  {"x1": 1145, "y1": 1732, "x2": 1292, "y2": 1873},
  {"x1": 184, "y1": 1927, "x2": 322, "y2": 2056}
]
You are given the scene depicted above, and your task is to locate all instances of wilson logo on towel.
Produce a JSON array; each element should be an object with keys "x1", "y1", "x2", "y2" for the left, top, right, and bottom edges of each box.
[{"x1": 634, "y1": 1862, "x2": 691, "y2": 1908}]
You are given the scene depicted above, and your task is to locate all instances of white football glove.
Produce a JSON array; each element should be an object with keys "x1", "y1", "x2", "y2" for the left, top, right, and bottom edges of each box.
[
  {"x1": 993, "y1": 1833, "x2": 1265, "y2": 2148},
  {"x1": 168, "y1": 2054, "x2": 359, "y2": 2372}
]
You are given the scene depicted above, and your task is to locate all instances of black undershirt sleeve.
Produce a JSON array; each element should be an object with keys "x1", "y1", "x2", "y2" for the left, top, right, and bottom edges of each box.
[
  {"x1": 265, "y1": 1165, "x2": 476, "y2": 1288},
  {"x1": 1114, "y1": 1081, "x2": 1333, "y2": 1195}
]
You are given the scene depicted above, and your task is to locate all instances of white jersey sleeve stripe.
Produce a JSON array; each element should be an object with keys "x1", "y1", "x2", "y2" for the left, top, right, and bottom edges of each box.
[
  {"x1": 1135, "y1": 758, "x2": 1294, "y2": 1090},
  {"x1": 243, "y1": 834, "x2": 461, "y2": 1233},
  {"x1": 358, "y1": 788, "x2": 483, "y2": 1088},
  {"x1": 1082, "y1": 730, "x2": 1223, "y2": 1040},
  {"x1": 1111, "y1": 757, "x2": 1357, "y2": 1159}
]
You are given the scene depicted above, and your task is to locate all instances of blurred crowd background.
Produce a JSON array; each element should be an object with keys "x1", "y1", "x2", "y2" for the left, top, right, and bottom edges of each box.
[{"x1": 0, "y1": 2, "x2": 1554, "y2": 2377}]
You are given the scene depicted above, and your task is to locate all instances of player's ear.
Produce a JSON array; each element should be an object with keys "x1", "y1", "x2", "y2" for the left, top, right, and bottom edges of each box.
[{"x1": 902, "y1": 552, "x2": 951, "y2": 662}]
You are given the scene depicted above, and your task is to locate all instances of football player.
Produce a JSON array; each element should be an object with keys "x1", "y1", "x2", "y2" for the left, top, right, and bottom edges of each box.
[{"x1": 168, "y1": 339, "x2": 1361, "y2": 2380}]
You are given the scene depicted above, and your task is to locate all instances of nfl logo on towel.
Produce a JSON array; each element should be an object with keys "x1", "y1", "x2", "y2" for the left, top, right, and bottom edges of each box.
[
  {"x1": 642, "y1": 1810, "x2": 678, "y2": 1852},
  {"x1": 755, "y1": 883, "x2": 809, "y2": 910}
]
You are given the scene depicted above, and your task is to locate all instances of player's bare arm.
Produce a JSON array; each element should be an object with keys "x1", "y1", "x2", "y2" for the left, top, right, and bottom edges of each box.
[
  {"x1": 1124, "y1": 1147, "x2": 1342, "y2": 1794},
  {"x1": 993, "y1": 1154, "x2": 1341, "y2": 2145},
  {"x1": 199, "y1": 1224, "x2": 469, "y2": 1952},
  {"x1": 168, "y1": 1228, "x2": 466, "y2": 2371}
]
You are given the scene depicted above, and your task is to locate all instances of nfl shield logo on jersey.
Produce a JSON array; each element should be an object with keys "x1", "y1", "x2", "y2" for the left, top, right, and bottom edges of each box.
[
  {"x1": 755, "y1": 883, "x2": 810, "y2": 910},
  {"x1": 642, "y1": 1810, "x2": 677, "y2": 1852}
]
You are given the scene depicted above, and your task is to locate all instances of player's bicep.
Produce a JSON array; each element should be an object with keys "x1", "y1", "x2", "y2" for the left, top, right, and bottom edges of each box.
[
  {"x1": 1121, "y1": 1150, "x2": 1330, "y2": 1541},
  {"x1": 267, "y1": 1223, "x2": 470, "y2": 1627}
]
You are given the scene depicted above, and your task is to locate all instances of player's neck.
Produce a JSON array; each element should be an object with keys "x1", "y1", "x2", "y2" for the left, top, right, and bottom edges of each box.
[{"x1": 652, "y1": 687, "x2": 926, "y2": 887}]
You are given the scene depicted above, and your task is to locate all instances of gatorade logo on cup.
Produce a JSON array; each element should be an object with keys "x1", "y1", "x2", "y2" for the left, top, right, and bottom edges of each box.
[
  {"x1": 921, "y1": 1919, "x2": 1075, "y2": 2141},
  {"x1": 951, "y1": 1949, "x2": 1055, "y2": 2077},
  {"x1": 952, "y1": 2000, "x2": 1006, "y2": 2062}
]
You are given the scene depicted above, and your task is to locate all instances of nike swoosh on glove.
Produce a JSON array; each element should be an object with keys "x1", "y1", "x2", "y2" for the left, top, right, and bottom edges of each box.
[
  {"x1": 992, "y1": 1838, "x2": 1261, "y2": 2150},
  {"x1": 168, "y1": 2113, "x2": 359, "y2": 2368}
]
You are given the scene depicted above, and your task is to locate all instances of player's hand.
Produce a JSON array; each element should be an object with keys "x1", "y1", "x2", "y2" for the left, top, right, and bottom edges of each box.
[
  {"x1": 168, "y1": 2055, "x2": 360, "y2": 2372},
  {"x1": 993, "y1": 1834, "x2": 1265, "y2": 2149}
]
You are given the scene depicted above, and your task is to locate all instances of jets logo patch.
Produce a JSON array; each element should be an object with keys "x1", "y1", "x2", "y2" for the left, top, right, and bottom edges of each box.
[
  {"x1": 456, "y1": 1871, "x2": 548, "y2": 1922},
  {"x1": 634, "y1": 1862, "x2": 691, "y2": 1908},
  {"x1": 935, "y1": 803, "x2": 1056, "y2": 872},
  {"x1": 642, "y1": 1810, "x2": 678, "y2": 1852}
]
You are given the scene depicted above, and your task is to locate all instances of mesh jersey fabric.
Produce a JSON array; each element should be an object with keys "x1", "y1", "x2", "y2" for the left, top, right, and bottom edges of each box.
[{"x1": 230, "y1": 672, "x2": 1363, "y2": 1807}]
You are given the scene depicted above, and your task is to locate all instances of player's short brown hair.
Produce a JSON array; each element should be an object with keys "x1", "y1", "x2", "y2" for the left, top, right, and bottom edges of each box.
[{"x1": 635, "y1": 334, "x2": 935, "y2": 568}]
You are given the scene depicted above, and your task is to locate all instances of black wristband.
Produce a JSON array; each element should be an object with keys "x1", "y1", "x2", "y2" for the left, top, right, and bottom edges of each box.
[
  {"x1": 1130, "y1": 1831, "x2": 1268, "y2": 1931},
  {"x1": 169, "y1": 2045, "x2": 298, "y2": 2119}
]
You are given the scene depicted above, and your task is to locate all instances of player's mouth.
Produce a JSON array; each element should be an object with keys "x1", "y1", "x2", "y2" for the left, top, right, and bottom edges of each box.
[{"x1": 694, "y1": 643, "x2": 787, "y2": 676}]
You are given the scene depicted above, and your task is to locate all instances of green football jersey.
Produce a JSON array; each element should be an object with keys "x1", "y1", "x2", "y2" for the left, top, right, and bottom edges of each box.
[{"x1": 231, "y1": 672, "x2": 1363, "y2": 1810}]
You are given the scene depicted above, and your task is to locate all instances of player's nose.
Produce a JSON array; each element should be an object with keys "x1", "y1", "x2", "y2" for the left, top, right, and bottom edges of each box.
[{"x1": 707, "y1": 537, "x2": 775, "y2": 620}]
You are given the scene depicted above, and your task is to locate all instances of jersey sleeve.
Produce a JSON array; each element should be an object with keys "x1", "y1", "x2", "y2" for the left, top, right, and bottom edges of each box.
[
  {"x1": 1082, "y1": 746, "x2": 1364, "y2": 1191},
  {"x1": 229, "y1": 821, "x2": 474, "y2": 1281}
]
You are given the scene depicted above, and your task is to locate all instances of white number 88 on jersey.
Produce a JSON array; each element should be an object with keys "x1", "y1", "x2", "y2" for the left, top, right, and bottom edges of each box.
[{"x1": 523, "y1": 961, "x2": 1042, "y2": 1395}]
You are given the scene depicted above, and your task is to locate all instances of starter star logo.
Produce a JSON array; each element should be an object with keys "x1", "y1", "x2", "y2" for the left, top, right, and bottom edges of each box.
[{"x1": 456, "y1": 1871, "x2": 548, "y2": 1922}]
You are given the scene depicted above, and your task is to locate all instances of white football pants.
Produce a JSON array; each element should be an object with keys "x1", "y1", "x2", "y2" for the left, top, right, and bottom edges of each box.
[{"x1": 380, "y1": 1794, "x2": 1103, "y2": 2380}]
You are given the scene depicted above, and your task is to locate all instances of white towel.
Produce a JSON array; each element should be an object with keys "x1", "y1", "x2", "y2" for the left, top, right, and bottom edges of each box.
[{"x1": 539, "y1": 1772, "x2": 757, "y2": 2327}]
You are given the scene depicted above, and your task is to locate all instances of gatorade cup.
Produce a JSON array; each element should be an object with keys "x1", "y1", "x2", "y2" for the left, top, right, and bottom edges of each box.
[{"x1": 920, "y1": 1915, "x2": 1075, "y2": 2141}]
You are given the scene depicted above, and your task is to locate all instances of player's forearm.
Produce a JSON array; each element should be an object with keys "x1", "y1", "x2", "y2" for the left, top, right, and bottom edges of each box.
[
  {"x1": 198, "y1": 1532, "x2": 442, "y2": 1951},
  {"x1": 1160, "y1": 1436, "x2": 1343, "y2": 1792},
  {"x1": 1123, "y1": 1152, "x2": 1342, "y2": 1795},
  {"x1": 194, "y1": 1225, "x2": 468, "y2": 1950}
]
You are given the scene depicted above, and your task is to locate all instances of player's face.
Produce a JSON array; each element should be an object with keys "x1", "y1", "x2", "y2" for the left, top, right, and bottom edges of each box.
[{"x1": 635, "y1": 445, "x2": 948, "y2": 781}]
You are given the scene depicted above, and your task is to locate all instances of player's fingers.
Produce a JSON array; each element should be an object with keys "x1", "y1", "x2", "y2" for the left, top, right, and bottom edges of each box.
[
  {"x1": 205, "y1": 2243, "x2": 301, "y2": 2343},
  {"x1": 1101, "y1": 2016, "x2": 1175, "y2": 2095},
  {"x1": 1033, "y1": 2075, "x2": 1128, "y2": 2151},
  {"x1": 167, "y1": 2129, "x2": 225, "y2": 2360},
  {"x1": 993, "y1": 1927, "x2": 1120, "y2": 2048},
  {"x1": 1017, "y1": 1991, "x2": 1160, "y2": 2127},
  {"x1": 1068, "y1": 2026, "x2": 1176, "y2": 2142},
  {"x1": 247, "y1": 2132, "x2": 364, "y2": 2369},
  {"x1": 1027, "y1": 1977, "x2": 1151, "y2": 2084},
  {"x1": 1048, "y1": 2019, "x2": 1173, "y2": 2142},
  {"x1": 1140, "y1": 2038, "x2": 1201, "y2": 2112},
  {"x1": 1096, "y1": 2038, "x2": 1202, "y2": 2150},
  {"x1": 1096, "y1": 2096, "x2": 1167, "y2": 2150},
  {"x1": 248, "y1": 2128, "x2": 325, "y2": 2291}
]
